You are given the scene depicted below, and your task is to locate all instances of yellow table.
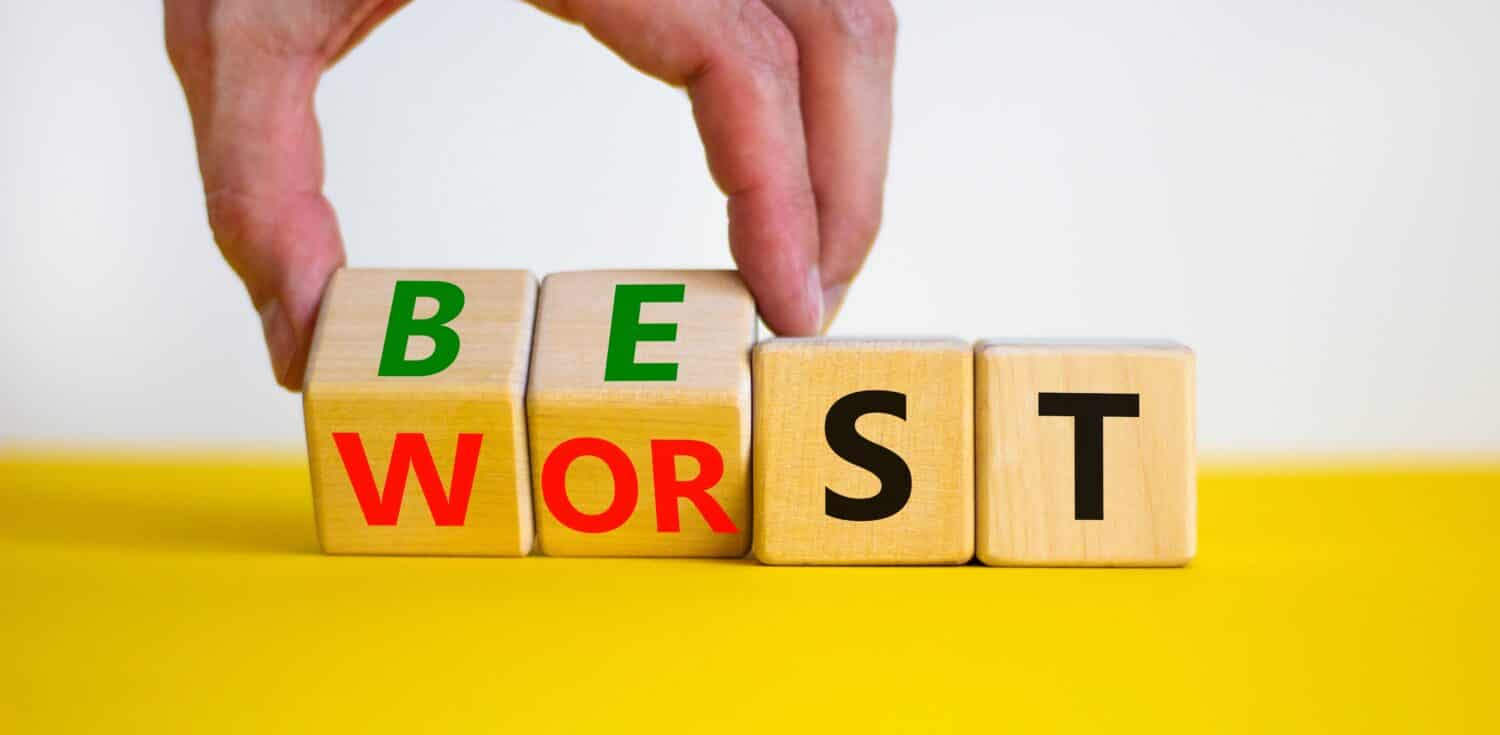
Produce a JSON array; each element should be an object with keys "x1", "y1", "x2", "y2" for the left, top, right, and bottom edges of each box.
[{"x1": 3, "y1": 451, "x2": 1495, "y2": 732}]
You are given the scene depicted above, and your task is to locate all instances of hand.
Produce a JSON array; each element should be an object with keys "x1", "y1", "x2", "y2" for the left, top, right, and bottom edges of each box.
[{"x1": 166, "y1": 0, "x2": 896, "y2": 390}]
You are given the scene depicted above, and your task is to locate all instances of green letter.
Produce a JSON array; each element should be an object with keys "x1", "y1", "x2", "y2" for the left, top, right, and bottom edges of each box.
[
  {"x1": 378, "y1": 280, "x2": 465, "y2": 377},
  {"x1": 605, "y1": 283, "x2": 685, "y2": 381}
]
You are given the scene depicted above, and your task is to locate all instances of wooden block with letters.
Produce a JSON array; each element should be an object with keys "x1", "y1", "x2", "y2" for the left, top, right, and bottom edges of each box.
[
  {"x1": 303, "y1": 268, "x2": 538, "y2": 555},
  {"x1": 526, "y1": 270, "x2": 755, "y2": 557},
  {"x1": 752, "y1": 338, "x2": 974, "y2": 565},
  {"x1": 975, "y1": 340, "x2": 1196, "y2": 566}
]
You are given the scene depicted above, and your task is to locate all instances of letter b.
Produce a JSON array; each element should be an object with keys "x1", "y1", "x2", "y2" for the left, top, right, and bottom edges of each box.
[{"x1": 379, "y1": 280, "x2": 465, "y2": 377}]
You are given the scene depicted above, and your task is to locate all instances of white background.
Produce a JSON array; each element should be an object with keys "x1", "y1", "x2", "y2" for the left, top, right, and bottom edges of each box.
[{"x1": 2, "y1": 1, "x2": 1497, "y2": 452}]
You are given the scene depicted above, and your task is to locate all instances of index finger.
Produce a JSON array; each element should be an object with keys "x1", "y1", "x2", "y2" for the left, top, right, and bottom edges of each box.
[
  {"x1": 527, "y1": 0, "x2": 824, "y2": 335},
  {"x1": 762, "y1": 0, "x2": 897, "y2": 329}
]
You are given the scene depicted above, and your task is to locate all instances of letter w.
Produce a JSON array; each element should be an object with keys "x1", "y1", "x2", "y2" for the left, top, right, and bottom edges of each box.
[{"x1": 332, "y1": 433, "x2": 483, "y2": 526}]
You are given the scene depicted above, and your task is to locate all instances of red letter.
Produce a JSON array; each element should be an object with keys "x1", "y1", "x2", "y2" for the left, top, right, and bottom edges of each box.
[
  {"x1": 332, "y1": 432, "x2": 483, "y2": 526},
  {"x1": 650, "y1": 439, "x2": 736, "y2": 533},
  {"x1": 542, "y1": 437, "x2": 638, "y2": 533}
]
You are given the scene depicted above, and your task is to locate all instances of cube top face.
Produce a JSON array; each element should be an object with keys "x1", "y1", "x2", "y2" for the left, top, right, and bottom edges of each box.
[
  {"x1": 302, "y1": 268, "x2": 538, "y2": 556},
  {"x1": 528, "y1": 270, "x2": 756, "y2": 403},
  {"x1": 975, "y1": 339, "x2": 1190, "y2": 357},
  {"x1": 975, "y1": 340, "x2": 1196, "y2": 566},
  {"x1": 753, "y1": 338, "x2": 975, "y2": 565},
  {"x1": 755, "y1": 337, "x2": 971, "y2": 353},
  {"x1": 305, "y1": 269, "x2": 537, "y2": 398},
  {"x1": 525, "y1": 270, "x2": 755, "y2": 557}
]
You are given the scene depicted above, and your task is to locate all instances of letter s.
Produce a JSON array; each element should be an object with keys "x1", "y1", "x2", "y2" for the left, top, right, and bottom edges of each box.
[{"x1": 823, "y1": 390, "x2": 912, "y2": 522}]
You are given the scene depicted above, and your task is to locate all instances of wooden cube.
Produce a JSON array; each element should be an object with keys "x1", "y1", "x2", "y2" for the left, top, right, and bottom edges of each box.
[
  {"x1": 303, "y1": 268, "x2": 537, "y2": 555},
  {"x1": 526, "y1": 270, "x2": 755, "y2": 557},
  {"x1": 752, "y1": 339, "x2": 974, "y2": 565},
  {"x1": 975, "y1": 340, "x2": 1196, "y2": 566}
]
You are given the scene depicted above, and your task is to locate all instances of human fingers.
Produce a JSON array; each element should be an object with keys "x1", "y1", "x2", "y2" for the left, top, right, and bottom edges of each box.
[
  {"x1": 761, "y1": 0, "x2": 896, "y2": 329},
  {"x1": 528, "y1": 0, "x2": 824, "y2": 334}
]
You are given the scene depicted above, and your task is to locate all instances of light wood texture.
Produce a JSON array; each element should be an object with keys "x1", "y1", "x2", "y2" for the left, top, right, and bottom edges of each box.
[
  {"x1": 303, "y1": 268, "x2": 537, "y2": 555},
  {"x1": 975, "y1": 340, "x2": 1196, "y2": 566},
  {"x1": 526, "y1": 270, "x2": 755, "y2": 556},
  {"x1": 753, "y1": 338, "x2": 974, "y2": 565}
]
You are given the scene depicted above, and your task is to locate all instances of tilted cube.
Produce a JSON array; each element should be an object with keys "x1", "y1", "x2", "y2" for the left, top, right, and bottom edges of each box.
[
  {"x1": 526, "y1": 270, "x2": 755, "y2": 556},
  {"x1": 303, "y1": 268, "x2": 537, "y2": 555}
]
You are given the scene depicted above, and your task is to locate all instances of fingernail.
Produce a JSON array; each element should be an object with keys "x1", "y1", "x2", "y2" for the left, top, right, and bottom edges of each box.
[
  {"x1": 820, "y1": 282, "x2": 849, "y2": 334},
  {"x1": 258, "y1": 299, "x2": 295, "y2": 387},
  {"x1": 806, "y1": 265, "x2": 825, "y2": 334}
]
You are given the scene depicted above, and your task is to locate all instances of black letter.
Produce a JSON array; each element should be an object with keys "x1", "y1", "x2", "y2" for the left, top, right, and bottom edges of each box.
[
  {"x1": 824, "y1": 390, "x2": 912, "y2": 521},
  {"x1": 1038, "y1": 392, "x2": 1140, "y2": 520}
]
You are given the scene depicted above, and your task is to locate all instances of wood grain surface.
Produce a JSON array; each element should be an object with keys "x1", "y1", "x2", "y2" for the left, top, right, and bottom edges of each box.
[
  {"x1": 303, "y1": 268, "x2": 537, "y2": 556},
  {"x1": 976, "y1": 340, "x2": 1196, "y2": 566},
  {"x1": 753, "y1": 338, "x2": 974, "y2": 565}
]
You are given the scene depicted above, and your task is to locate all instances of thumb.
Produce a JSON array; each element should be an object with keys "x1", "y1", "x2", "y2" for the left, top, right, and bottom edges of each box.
[
  {"x1": 168, "y1": 13, "x2": 345, "y2": 390},
  {"x1": 207, "y1": 188, "x2": 345, "y2": 390}
]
